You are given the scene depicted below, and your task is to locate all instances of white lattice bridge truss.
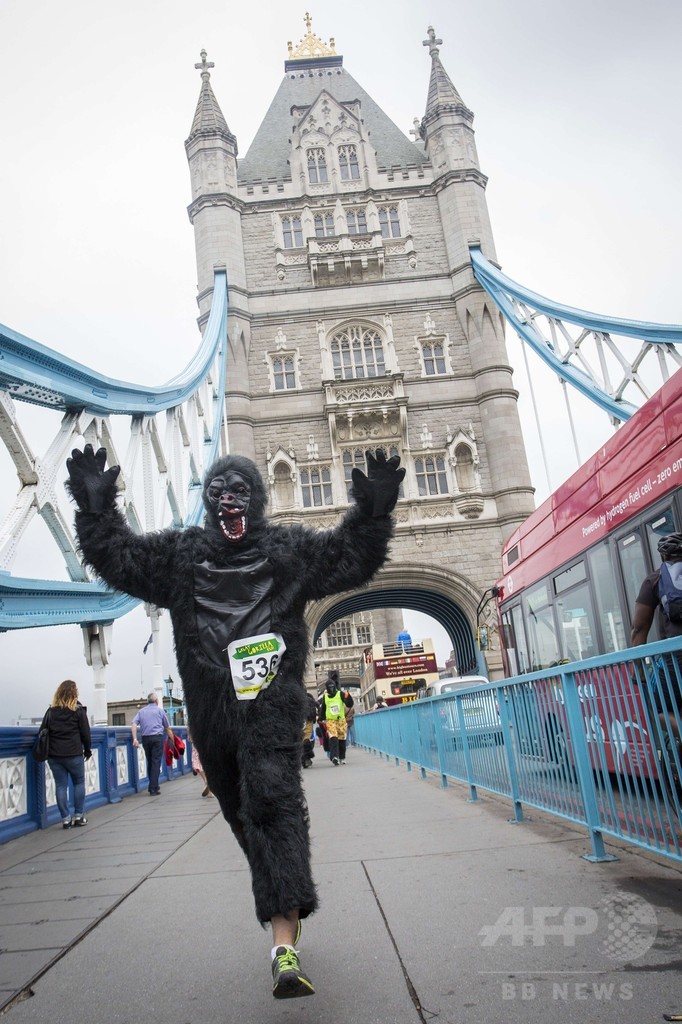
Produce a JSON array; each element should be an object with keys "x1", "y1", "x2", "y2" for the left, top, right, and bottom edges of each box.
[{"x1": 0, "y1": 271, "x2": 227, "y2": 721}]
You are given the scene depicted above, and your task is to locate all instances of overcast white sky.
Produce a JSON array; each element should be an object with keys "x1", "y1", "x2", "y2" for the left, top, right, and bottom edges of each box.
[{"x1": 0, "y1": 0, "x2": 680, "y2": 722}]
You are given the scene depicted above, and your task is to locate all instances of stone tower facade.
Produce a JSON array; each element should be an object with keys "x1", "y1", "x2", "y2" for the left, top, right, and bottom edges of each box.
[{"x1": 184, "y1": 22, "x2": 535, "y2": 683}]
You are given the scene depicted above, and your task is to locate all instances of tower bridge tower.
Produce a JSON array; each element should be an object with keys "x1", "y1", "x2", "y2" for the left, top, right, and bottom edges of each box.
[{"x1": 184, "y1": 18, "x2": 534, "y2": 680}]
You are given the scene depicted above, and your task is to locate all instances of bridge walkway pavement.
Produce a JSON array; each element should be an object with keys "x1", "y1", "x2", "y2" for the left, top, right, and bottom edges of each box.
[{"x1": 1, "y1": 747, "x2": 681, "y2": 1023}]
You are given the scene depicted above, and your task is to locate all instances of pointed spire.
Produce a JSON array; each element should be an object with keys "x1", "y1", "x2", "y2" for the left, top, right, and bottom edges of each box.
[
  {"x1": 186, "y1": 50, "x2": 236, "y2": 147},
  {"x1": 422, "y1": 26, "x2": 466, "y2": 113}
]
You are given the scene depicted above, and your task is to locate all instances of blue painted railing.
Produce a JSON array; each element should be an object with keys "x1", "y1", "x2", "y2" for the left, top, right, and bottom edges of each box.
[
  {"x1": 355, "y1": 637, "x2": 682, "y2": 863},
  {"x1": 0, "y1": 726, "x2": 191, "y2": 844}
]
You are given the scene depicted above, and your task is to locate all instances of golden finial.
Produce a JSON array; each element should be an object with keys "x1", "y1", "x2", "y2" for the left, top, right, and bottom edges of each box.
[{"x1": 287, "y1": 12, "x2": 336, "y2": 60}]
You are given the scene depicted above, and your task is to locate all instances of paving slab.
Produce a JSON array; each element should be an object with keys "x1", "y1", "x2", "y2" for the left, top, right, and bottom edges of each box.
[
  {"x1": 0, "y1": 780, "x2": 219, "y2": 1012},
  {"x1": 0, "y1": 750, "x2": 681, "y2": 1024}
]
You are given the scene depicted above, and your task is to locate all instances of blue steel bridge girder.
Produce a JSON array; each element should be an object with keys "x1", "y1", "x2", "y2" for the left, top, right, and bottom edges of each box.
[
  {"x1": 469, "y1": 246, "x2": 682, "y2": 421},
  {"x1": 0, "y1": 270, "x2": 228, "y2": 631}
]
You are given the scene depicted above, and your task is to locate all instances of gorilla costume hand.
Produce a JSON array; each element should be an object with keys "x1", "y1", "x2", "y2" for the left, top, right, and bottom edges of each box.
[
  {"x1": 66, "y1": 444, "x2": 120, "y2": 513},
  {"x1": 351, "y1": 450, "x2": 405, "y2": 517}
]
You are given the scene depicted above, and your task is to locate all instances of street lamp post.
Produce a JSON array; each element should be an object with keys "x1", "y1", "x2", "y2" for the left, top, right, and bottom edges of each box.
[
  {"x1": 166, "y1": 675, "x2": 175, "y2": 725},
  {"x1": 476, "y1": 585, "x2": 504, "y2": 653}
]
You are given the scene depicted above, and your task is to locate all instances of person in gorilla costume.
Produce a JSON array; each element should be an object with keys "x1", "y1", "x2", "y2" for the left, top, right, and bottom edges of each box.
[{"x1": 66, "y1": 443, "x2": 404, "y2": 999}]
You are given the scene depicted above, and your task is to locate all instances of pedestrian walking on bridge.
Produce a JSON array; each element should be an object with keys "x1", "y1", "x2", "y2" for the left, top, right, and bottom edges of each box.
[
  {"x1": 45, "y1": 679, "x2": 92, "y2": 829},
  {"x1": 131, "y1": 693, "x2": 174, "y2": 795}
]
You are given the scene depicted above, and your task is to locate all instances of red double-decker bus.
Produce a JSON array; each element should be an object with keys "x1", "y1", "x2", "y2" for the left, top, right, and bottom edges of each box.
[
  {"x1": 358, "y1": 638, "x2": 440, "y2": 709},
  {"x1": 495, "y1": 367, "x2": 682, "y2": 777}
]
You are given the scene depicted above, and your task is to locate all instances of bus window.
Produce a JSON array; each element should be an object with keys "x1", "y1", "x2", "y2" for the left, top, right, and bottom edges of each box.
[
  {"x1": 502, "y1": 605, "x2": 530, "y2": 674},
  {"x1": 501, "y1": 611, "x2": 518, "y2": 674},
  {"x1": 511, "y1": 605, "x2": 530, "y2": 673},
  {"x1": 524, "y1": 582, "x2": 560, "y2": 670},
  {"x1": 589, "y1": 544, "x2": 627, "y2": 652},
  {"x1": 556, "y1": 582, "x2": 598, "y2": 661},
  {"x1": 553, "y1": 560, "x2": 587, "y2": 594},
  {"x1": 617, "y1": 531, "x2": 648, "y2": 622}
]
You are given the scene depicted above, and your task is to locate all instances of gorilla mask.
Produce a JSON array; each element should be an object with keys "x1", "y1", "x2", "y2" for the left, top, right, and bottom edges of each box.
[{"x1": 202, "y1": 456, "x2": 268, "y2": 544}]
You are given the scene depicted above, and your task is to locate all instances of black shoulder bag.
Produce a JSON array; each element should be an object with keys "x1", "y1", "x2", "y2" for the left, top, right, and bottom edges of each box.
[{"x1": 31, "y1": 708, "x2": 51, "y2": 762}]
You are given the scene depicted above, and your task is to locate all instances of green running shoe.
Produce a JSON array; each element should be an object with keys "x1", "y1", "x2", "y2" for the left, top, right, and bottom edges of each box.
[{"x1": 271, "y1": 945, "x2": 315, "y2": 999}]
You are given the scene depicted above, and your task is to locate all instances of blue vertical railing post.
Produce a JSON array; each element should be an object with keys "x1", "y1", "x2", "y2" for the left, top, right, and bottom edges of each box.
[
  {"x1": 497, "y1": 686, "x2": 524, "y2": 822},
  {"x1": 131, "y1": 736, "x2": 144, "y2": 792},
  {"x1": 454, "y1": 695, "x2": 479, "y2": 802},
  {"x1": 561, "y1": 669, "x2": 617, "y2": 862},
  {"x1": 104, "y1": 729, "x2": 121, "y2": 804},
  {"x1": 432, "y1": 702, "x2": 449, "y2": 787},
  {"x1": 33, "y1": 760, "x2": 49, "y2": 830}
]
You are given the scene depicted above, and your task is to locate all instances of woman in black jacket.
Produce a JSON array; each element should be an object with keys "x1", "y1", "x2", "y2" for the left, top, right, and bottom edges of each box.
[{"x1": 46, "y1": 679, "x2": 92, "y2": 828}]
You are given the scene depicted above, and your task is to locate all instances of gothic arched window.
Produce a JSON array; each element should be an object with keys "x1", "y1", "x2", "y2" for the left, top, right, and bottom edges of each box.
[
  {"x1": 338, "y1": 145, "x2": 360, "y2": 180},
  {"x1": 346, "y1": 209, "x2": 368, "y2": 235},
  {"x1": 422, "y1": 341, "x2": 447, "y2": 375},
  {"x1": 327, "y1": 620, "x2": 353, "y2": 646},
  {"x1": 307, "y1": 148, "x2": 328, "y2": 184},
  {"x1": 300, "y1": 466, "x2": 333, "y2": 508},
  {"x1": 415, "y1": 455, "x2": 449, "y2": 496},
  {"x1": 272, "y1": 355, "x2": 297, "y2": 391},
  {"x1": 282, "y1": 216, "x2": 303, "y2": 248},
  {"x1": 331, "y1": 325, "x2": 385, "y2": 380},
  {"x1": 379, "y1": 206, "x2": 401, "y2": 238},
  {"x1": 314, "y1": 213, "x2": 335, "y2": 238},
  {"x1": 356, "y1": 622, "x2": 372, "y2": 645}
]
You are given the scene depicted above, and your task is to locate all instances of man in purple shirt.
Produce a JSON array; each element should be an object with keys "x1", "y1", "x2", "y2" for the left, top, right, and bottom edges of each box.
[{"x1": 131, "y1": 692, "x2": 174, "y2": 795}]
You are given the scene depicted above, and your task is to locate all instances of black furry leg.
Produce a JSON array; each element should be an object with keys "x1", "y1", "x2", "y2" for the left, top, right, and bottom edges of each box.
[
  {"x1": 203, "y1": 751, "x2": 249, "y2": 856},
  {"x1": 237, "y1": 736, "x2": 318, "y2": 925}
]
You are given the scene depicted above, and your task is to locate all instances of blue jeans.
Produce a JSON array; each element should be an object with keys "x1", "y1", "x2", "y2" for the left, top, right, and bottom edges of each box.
[
  {"x1": 141, "y1": 734, "x2": 164, "y2": 793},
  {"x1": 48, "y1": 755, "x2": 85, "y2": 820}
]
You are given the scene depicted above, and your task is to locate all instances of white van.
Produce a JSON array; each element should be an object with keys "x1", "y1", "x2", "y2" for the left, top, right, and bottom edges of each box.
[
  {"x1": 418, "y1": 675, "x2": 489, "y2": 699},
  {"x1": 418, "y1": 675, "x2": 502, "y2": 749}
]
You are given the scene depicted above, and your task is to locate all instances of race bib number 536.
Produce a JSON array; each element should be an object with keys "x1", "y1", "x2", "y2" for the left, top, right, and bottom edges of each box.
[{"x1": 227, "y1": 632, "x2": 287, "y2": 700}]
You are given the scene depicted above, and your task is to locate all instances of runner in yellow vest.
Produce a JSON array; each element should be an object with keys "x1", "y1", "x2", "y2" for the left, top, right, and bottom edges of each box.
[{"x1": 317, "y1": 671, "x2": 353, "y2": 765}]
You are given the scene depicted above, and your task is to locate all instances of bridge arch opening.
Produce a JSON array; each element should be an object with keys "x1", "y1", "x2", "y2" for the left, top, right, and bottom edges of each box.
[{"x1": 309, "y1": 564, "x2": 486, "y2": 677}]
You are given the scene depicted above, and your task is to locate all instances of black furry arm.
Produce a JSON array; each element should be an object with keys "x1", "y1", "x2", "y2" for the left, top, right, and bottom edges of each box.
[
  {"x1": 67, "y1": 445, "x2": 182, "y2": 608},
  {"x1": 73, "y1": 507, "x2": 184, "y2": 609},
  {"x1": 288, "y1": 450, "x2": 402, "y2": 601},
  {"x1": 289, "y1": 503, "x2": 394, "y2": 603}
]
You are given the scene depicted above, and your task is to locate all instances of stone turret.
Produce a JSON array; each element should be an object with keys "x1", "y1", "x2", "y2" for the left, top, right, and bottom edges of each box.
[
  {"x1": 185, "y1": 50, "x2": 246, "y2": 304},
  {"x1": 185, "y1": 50, "x2": 253, "y2": 455},
  {"x1": 419, "y1": 27, "x2": 534, "y2": 532}
]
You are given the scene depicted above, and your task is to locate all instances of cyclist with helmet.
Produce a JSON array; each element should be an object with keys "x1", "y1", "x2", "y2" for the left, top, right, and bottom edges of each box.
[{"x1": 631, "y1": 531, "x2": 682, "y2": 761}]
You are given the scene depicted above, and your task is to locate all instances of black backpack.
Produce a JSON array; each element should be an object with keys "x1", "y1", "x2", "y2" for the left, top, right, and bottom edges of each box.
[{"x1": 658, "y1": 562, "x2": 682, "y2": 623}]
